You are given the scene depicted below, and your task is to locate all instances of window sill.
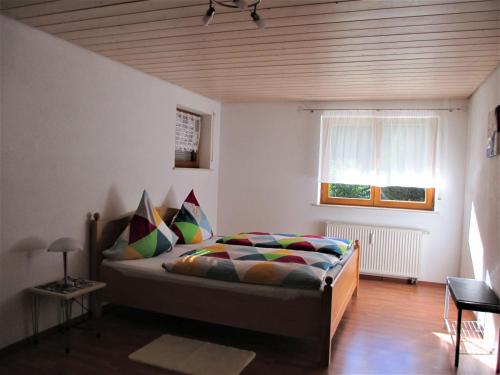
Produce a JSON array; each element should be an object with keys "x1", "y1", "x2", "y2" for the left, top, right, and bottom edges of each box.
[
  {"x1": 172, "y1": 167, "x2": 214, "y2": 171},
  {"x1": 311, "y1": 203, "x2": 439, "y2": 214}
]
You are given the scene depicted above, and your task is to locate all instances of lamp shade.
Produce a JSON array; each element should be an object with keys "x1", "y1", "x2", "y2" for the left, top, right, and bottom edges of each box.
[{"x1": 47, "y1": 237, "x2": 83, "y2": 253}]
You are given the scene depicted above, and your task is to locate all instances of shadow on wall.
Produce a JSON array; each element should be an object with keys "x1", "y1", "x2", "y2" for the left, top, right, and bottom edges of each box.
[
  {"x1": 101, "y1": 184, "x2": 127, "y2": 220},
  {"x1": 161, "y1": 187, "x2": 178, "y2": 209},
  {"x1": 7, "y1": 236, "x2": 46, "y2": 255},
  {"x1": 78, "y1": 184, "x2": 128, "y2": 280}
]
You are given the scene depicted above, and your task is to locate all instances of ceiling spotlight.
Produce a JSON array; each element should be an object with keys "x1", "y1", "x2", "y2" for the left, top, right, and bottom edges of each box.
[
  {"x1": 206, "y1": 1, "x2": 265, "y2": 28},
  {"x1": 202, "y1": 2, "x2": 216, "y2": 26},
  {"x1": 251, "y1": 7, "x2": 265, "y2": 29},
  {"x1": 233, "y1": 0, "x2": 248, "y2": 9}
]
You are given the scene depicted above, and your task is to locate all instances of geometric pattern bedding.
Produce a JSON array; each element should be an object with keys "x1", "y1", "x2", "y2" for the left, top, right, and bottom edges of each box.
[
  {"x1": 103, "y1": 190, "x2": 178, "y2": 260},
  {"x1": 162, "y1": 244, "x2": 340, "y2": 290},
  {"x1": 216, "y1": 232, "x2": 352, "y2": 258},
  {"x1": 170, "y1": 189, "x2": 213, "y2": 244}
]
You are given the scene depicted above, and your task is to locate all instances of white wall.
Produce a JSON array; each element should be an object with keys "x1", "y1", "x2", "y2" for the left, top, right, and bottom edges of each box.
[
  {"x1": 219, "y1": 100, "x2": 468, "y2": 283},
  {"x1": 460, "y1": 66, "x2": 500, "y2": 346},
  {"x1": 0, "y1": 16, "x2": 221, "y2": 349}
]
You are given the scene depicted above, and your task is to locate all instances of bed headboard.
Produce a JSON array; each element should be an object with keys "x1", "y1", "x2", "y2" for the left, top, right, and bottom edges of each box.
[{"x1": 88, "y1": 207, "x2": 178, "y2": 280}]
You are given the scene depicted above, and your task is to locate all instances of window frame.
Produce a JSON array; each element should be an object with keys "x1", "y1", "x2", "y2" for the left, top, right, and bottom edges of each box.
[{"x1": 320, "y1": 183, "x2": 435, "y2": 211}]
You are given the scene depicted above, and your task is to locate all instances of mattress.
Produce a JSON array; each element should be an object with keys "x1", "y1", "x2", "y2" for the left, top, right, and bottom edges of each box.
[{"x1": 101, "y1": 237, "x2": 353, "y2": 300}]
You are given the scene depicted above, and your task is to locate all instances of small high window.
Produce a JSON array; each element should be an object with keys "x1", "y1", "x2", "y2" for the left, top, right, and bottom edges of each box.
[{"x1": 175, "y1": 108, "x2": 212, "y2": 169}]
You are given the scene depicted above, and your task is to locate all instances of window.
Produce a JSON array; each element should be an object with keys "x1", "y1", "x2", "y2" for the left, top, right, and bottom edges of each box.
[
  {"x1": 320, "y1": 183, "x2": 435, "y2": 210},
  {"x1": 175, "y1": 109, "x2": 202, "y2": 168},
  {"x1": 174, "y1": 108, "x2": 213, "y2": 169},
  {"x1": 319, "y1": 110, "x2": 438, "y2": 211}
]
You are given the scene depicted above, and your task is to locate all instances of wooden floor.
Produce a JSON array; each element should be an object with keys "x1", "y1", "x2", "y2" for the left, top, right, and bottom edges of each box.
[{"x1": 0, "y1": 279, "x2": 497, "y2": 375}]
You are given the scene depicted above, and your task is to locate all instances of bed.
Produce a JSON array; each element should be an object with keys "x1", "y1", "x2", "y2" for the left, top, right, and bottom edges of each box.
[{"x1": 88, "y1": 207, "x2": 360, "y2": 366}]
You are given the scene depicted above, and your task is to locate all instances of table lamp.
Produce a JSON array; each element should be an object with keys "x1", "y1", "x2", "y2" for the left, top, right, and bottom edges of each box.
[{"x1": 48, "y1": 237, "x2": 83, "y2": 287}]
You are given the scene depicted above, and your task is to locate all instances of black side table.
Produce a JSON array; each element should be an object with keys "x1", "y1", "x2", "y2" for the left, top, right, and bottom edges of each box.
[{"x1": 444, "y1": 277, "x2": 500, "y2": 372}]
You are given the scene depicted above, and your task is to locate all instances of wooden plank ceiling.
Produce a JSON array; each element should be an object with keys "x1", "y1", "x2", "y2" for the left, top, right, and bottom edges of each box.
[{"x1": 1, "y1": 0, "x2": 499, "y2": 102}]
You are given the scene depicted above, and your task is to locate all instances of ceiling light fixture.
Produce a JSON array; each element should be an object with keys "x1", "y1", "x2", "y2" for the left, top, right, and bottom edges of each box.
[
  {"x1": 250, "y1": 5, "x2": 265, "y2": 29},
  {"x1": 202, "y1": 0, "x2": 216, "y2": 26},
  {"x1": 202, "y1": 0, "x2": 265, "y2": 29}
]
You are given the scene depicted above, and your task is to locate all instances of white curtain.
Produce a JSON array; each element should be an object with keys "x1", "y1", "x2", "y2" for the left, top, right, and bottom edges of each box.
[
  {"x1": 321, "y1": 111, "x2": 376, "y2": 185},
  {"x1": 175, "y1": 110, "x2": 201, "y2": 152},
  {"x1": 320, "y1": 110, "x2": 439, "y2": 188}
]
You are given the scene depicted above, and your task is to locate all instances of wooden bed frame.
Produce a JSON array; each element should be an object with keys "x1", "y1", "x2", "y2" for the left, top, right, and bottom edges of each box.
[{"x1": 88, "y1": 208, "x2": 360, "y2": 367}]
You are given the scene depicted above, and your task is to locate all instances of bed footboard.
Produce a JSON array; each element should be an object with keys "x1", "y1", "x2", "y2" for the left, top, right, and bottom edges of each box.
[{"x1": 320, "y1": 241, "x2": 360, "y2": 366}]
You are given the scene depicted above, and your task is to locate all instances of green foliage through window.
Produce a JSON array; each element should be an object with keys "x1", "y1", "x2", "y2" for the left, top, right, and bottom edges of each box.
[
  {"x1": 329, "y1": 184, "x2": 371, "y2": 199},
  {"x1": 328, "y1": 184, "x2": 426, "y2": 202},
  {"x1": 322, "y1": 183, "x2": 433, "y2": 210},
  {"x1": 381, "y1": 186, "x2": 425, "y2": 202}
]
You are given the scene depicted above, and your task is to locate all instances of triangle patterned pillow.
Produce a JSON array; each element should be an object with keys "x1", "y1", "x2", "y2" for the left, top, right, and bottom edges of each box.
[
  {"x1": 170, "y1": 189, "x2": 213, "y2": 244},
  {"x1": 103, "y1": 191, "x2": 178, "y2": 260}
]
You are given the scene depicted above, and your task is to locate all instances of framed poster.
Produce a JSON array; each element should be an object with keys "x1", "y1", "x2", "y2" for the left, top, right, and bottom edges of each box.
[{"x1": 486, "y1": 105, "x2": 500, "y2": 158}]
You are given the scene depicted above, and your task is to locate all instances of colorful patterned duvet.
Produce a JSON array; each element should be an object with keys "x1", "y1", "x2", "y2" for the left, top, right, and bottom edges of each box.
[
  {"x1": 162, "y1": 244, "x2": 339, "y2": 290},
  {"x1": 216, "y1": 232, "x2": 352, "y2": 258}
]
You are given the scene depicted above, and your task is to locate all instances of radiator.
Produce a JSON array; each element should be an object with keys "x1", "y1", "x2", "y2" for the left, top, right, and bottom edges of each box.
[{"x1": 326, "y1": 222, "x2": 423, "y2": 281}]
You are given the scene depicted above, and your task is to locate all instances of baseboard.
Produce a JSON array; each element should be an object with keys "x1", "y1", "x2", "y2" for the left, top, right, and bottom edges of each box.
[
  {"x1": 360, "y1": 274, "x2": 409, "y2": 283},
  {"x1": 360, "y1": 274, "x2": 445, "y2": 286},
  {"x1": 417, "y1": 280, "x2": 446, "y2": 286}
]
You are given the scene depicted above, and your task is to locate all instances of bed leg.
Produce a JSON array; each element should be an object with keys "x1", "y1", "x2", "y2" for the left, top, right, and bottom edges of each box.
[
  {"x1": 320, "y1": 337, "x2": 332, "y2": 367},
  {"x1": 320, "y1": 276, "x2": 333, "y2": 367}
]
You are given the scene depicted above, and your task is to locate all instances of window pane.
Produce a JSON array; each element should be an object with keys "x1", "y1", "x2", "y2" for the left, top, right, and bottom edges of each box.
[
  {"x1": 329, "y1": 184, "x2": 371, "y2": 199},
  {"x1": 380, "y1": 186, "x2": 426, "y2": 202}
]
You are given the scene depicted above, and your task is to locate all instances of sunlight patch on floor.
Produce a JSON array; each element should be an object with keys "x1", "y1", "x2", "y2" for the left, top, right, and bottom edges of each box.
[{"x1": 433, "y1": 332, "x2": 497, "y2": 374}]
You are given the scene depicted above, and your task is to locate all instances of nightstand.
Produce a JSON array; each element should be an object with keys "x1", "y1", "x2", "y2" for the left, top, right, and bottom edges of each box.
[{"x1": 28, "y1": 278, "x2": 106, "y2": 353}]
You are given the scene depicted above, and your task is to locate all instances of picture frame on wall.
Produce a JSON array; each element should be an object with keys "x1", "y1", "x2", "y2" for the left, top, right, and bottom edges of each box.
[{"x1": 486, "y1": 105, "x2": 500, "y2": 158}]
